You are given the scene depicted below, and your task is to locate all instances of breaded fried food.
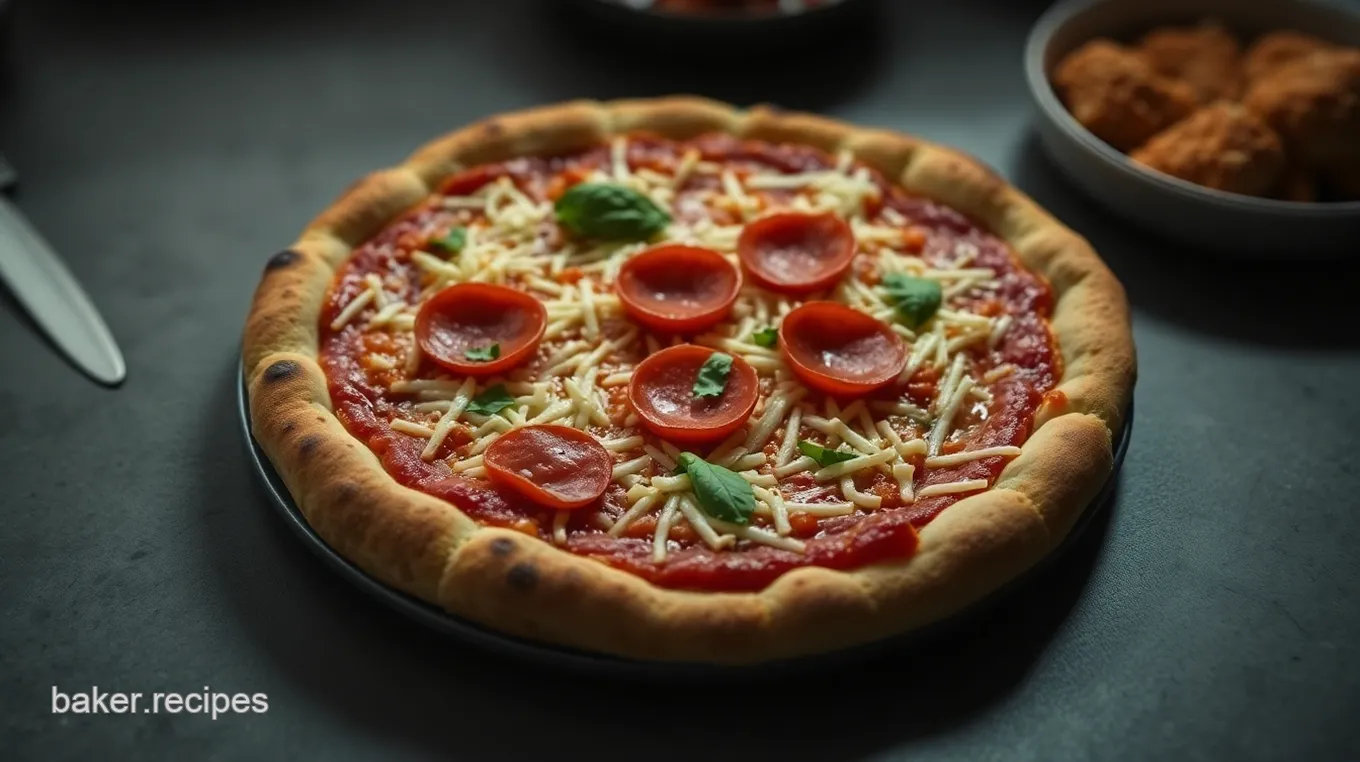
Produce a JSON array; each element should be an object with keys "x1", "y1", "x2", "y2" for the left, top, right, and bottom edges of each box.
[
  {"x1": 1243, "y1": 30, "x2": 1336, "y2": 84},
  {"x1": 1138, "y1": 21, "x2": 1244, "y2": 103},
  {"x1": 1054, "y1": 39, "x2": 1199, "y2": 152},
  {"x1": 1130, "y1": 102, "x2": 1285, "y2": 195},
  {"x1": 1244, "y1": 49, "x2": 1360, "y2": 166}
]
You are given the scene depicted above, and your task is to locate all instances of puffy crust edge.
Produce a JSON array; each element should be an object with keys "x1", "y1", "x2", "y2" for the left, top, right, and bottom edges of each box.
[{"x1": 242, "y1": 95, "x2": 1135, "y2": 663}]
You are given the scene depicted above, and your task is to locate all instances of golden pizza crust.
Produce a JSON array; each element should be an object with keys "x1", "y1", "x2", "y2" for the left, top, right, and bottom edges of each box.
[{"x1": 242, "y1": 96, "x2": 1136, "y2": 664}]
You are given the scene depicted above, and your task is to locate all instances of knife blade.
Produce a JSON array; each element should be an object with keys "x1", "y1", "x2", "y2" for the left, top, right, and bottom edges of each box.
[{"x1": 0, "y1": 172, "x2": 126, "y2": 386}]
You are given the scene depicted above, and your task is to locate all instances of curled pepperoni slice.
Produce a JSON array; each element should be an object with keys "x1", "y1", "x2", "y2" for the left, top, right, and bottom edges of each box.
[
  {"x1": 737, "y1": 211, "x2": 855, "y2": 295},
  {"x1": 484, "y1": 425, "x2": 612, "y2": 510},
  {"x1": 628, "y1": 345, "x2": 759, "y2": 445},
  {"x1": 415, "y1": 283, "x2": 546, "y2": 377},
  {"x1": 616, "y1": 244, "x2": 741, "y2": 335},
  {"x1": 779, "y1": 302, "x2": 907, "y2": 396}
]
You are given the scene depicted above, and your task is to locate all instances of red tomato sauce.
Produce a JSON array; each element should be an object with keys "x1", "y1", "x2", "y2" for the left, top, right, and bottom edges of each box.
[{"x1": 317, "y1": 134, "x2": 1058, "y2": 592}]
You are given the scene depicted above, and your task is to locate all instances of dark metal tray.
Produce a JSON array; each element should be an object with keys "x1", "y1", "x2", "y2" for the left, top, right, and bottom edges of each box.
[{"x1": 238, "y1": 364, "x2": 1131, "y2": 679}]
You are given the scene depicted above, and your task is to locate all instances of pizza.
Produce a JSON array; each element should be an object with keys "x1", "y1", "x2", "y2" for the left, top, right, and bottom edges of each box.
[{"x1": 243, "y1": 97, "x2": 1135, "y2": 664}]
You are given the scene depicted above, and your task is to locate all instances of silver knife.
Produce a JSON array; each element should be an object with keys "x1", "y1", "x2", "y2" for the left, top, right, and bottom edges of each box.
[{"x1": 0, "y1": 156, "x2": 126, "y2": 386}]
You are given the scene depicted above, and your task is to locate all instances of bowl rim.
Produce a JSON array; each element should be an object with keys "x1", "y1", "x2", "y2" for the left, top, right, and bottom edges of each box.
[
  {"x1": 589, "y1": 0, "x2": 859, "y2": 24},
  {"x1": 1023, "y1": 0, "x2": 1360, "y2": 218}
]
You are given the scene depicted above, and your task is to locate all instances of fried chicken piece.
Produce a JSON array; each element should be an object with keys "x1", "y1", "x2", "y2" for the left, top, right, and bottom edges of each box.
[
  {"x1": 1053, "y1": 39, "x2": 1199, "y2": 152},
  {"x1": 1130, "y1": 102, "x2": 1285, "y2": 196},
  {"x1": 1243, "y1": 30, "x2": 1336, "y2": 84},
  {"x1": 1244, "y1": 49, "x2": 1360, "y2": 166},
  {"x1": 1138, "y1": 20, "x2": 1244, "y2": 103},
  {"x1": 1269, "y1": 168, "x2": 1318, "y2": 202}
]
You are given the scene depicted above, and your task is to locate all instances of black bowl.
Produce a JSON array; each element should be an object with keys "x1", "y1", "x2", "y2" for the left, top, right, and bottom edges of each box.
[{"x1": 561, "y1": 0, "x2": 876, "y2": 49}]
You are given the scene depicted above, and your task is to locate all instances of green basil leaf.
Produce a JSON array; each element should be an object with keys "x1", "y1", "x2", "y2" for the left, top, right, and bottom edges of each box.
[
  {"x1": 797, "y1": 440, "x2": 858, "y2": 468},
  {"x1": 430, "y1": 226, "x2": 467, "y2": 256},
  {"x1": 882, "y1": 273, "x2": 942, "y2": 328},
  {"x1": 693, "y1": 352, "x2": 733, "y2": 398},
  {"x1": 464, "y1": 343, "x2": 500, "y2": 362},
  {"x1": 466, "y1": 383, "x2": 515, "y2": 416},
  {"x1": 554, "y1": 183, "x2": 671, "y2": 241},
  {"x1": 751, "y1": 327, "x2": 778, "y2": 349},
  {"x1": 676, "y1": 453, "x2": 756, "y2": 525}
]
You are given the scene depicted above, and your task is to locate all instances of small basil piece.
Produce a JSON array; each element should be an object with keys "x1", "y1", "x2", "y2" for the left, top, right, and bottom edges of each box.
[
  {"x1": 464, "y1": 343, "x2": 500, "y2": 362},
  {"x1": 882, "y1": 273, "x2": 943, "y2": 328},
  {"x1": 797, "y1": 440, "x2": 858, "y2": 468},
  {"x1": 676, "y1": 453, "x2": 756, "y2": 525},
  {"x1": 693, "y1": 352, "x2": 734, "y2": 399},
  {"x1": 751, "y1": 327, "x2": 778, "y2": 349},
  {"x1": 430, "y1": 227, "x2": 467, "y2": 255},
  {"x1": 466, "y1": 384, "x2": 515, "y2": 416},
  {"x1": 554, "y1": 183, "x2": 671, "y2": 241}
]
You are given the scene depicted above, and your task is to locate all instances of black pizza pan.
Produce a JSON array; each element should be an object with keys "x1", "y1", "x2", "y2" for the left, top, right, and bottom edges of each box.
[{"x1": 238, "y1": 362, "x2": 1131, "y2": 679}]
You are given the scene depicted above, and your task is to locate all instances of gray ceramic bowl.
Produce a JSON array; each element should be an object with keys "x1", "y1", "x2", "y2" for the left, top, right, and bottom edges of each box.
[{"x1": 1025, "y1": 0, "x2": 1360, "y2": 258}]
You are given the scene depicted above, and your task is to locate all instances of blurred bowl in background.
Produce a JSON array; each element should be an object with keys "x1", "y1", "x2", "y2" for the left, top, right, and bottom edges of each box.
[
  {"x1": 1025, "y1": 0, "x2": 1360, "y2": 258},
  {"x1": 603, "y1": 0, "x2": 849, "y2": 20},
  {"x1": 564, "y1": 0, "x2": 874, "y2": 49},
  {"x1": 0, "y1": 1, "x2": 10, "y2": 60}
]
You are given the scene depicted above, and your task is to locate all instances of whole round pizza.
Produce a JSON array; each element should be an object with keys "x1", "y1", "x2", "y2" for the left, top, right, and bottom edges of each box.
[{"x1": 243, "y1": 97, "x2": 1135, "y2": 664}]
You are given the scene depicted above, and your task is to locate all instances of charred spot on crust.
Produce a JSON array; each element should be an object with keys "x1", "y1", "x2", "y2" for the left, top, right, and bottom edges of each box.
[
  {"x1": 490, "y1": 538, "x2": 516, "y2": 557},
  {"x1": 481, "y1": 120, "x2": 506, "y2": 137},
  {"x1": 265, "y1": 249, "x2": 301, "y2": 271},
  {"x1": 298, "y1": 434, "x2": 322, "y2": 458},
  {"x1": 506, "y1": 562, "x2": 538, "y2": 592},
  {"x1": 282, "y1": 421, "x2": 296, "y2": 434},
  {"x1": 263, "y1": 360, "x2": 299, "y2": 383},
  {"x1": 335, "y1": 482, "x2": 360, "y2": 501}
]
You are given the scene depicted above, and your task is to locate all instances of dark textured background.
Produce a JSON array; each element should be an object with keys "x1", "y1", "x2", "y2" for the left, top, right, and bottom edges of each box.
[{"x1": 2, "y1": 0, "x2": 1359, "y2": 759}]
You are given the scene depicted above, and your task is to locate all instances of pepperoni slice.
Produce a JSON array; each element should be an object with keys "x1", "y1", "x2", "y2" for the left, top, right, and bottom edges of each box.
[
  {"x1": 779, "y1": 302, "x2": 907, "y2": 396},
  {"x1": 616, "y1": 244, "x2": 741, "y2": 335},
  {"x1": 484, "y1": 425, "x2": 612, "y2": 510},
  {"x1": 439, "y1": 164, "x2": 505, "y2": 196},
  {"x1": 628, "y1": 345, "x2": 759, "y2": 445},
  {"x1": 737, "y1": 211, "x2": 856, "y2": 295},
  {"x1": 415, "y1": 283, "x2": 546, "y2": 376}
]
